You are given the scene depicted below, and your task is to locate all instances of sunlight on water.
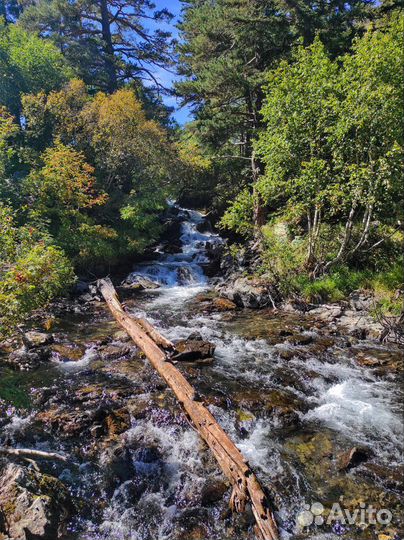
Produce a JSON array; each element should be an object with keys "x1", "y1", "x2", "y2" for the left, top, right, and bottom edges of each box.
[
  {"x1": 4, "y1": 205, "x2": 402, "y2": 540},
  {"x1": 128, "y1": 206, "x2": 223, "y2": 289}
]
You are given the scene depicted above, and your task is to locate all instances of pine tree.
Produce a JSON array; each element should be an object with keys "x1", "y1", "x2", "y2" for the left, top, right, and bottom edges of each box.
[{"x1": 19, "y1": 0, "x2": 174, "y2": 92}]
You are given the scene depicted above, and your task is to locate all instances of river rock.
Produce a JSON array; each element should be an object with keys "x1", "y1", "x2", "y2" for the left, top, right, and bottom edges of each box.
[
  {"x1": 211, "y1": 297, "x2": 237, "y2": 312},
  {"x1": 233, "y1": 388, "x2": 305, "y2": 428},
  {"x1": 162, "y1": 242, "x2": 182, "y2": 254},
  {"x1": 7, "y1": 346, "x2": 51, "y2": 370},
  {"x1": 99, "y1": 443, "x2": 134, "y2": 493},
  {"x1": 203, "y1": 242, "x2": 225, "y2": 277},
  {"x1": 337, "y1": 446, "x2": 370, "y2": 471},
  {"x1": 355, "y1": 348, "x2": 404, "y2": 373},
  {"x1": 219, "y1": 277, "x2": 279, "y2": 309},
  {"x1": 177, "y1": 266, "x2": 195, "y2": 285},
  {"x1": 34, "y1": 383, "x2": 133, "y2": 441},
  {"x1": 172, "y1": 334, "x2": 215, "y2": 363},
  {"x1": 98, "y1": 343, "x2": 131, "y2": 360},
  {"x1": 104, "y1": 407, "x2": 131, "y2": 436},
  {"x1": 196, "y1": 219, "x2": 213, "y2": 234},
  {"x1": 112, "y1": 330, "x2": 131, "y2": 342},
  {"x1": 24, "y1": 331, "x2": 54, "y2": 348},
  {"x1": 122, "y1": 275, "x2": 160, "y2": 290},
  {"x1": 51, "y1": 342, "x2": 86, "y2": 362},
  {"x1": 287, "y1": 333, "x2": 313, "y2": 346},
  {"x1": 133, "y1": 446, "x2": 161, "y2": 463},
  {"x1": 361, "y1": 463, "x2": 404, "y2": 492},
  {"x1": 200, "y1": 479, "x2": 228, "y2": 506},
  {"x1": 0, "y1": 461, "x2": 73, "y2": 540},
  {"x1": 161, "y1": 217, "x2": 183, "y2": 244}
]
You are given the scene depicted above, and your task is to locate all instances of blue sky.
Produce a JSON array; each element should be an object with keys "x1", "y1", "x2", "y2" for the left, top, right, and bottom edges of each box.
[{"x1": 144, "y1": 0, "x2": 192, "y2": 125}]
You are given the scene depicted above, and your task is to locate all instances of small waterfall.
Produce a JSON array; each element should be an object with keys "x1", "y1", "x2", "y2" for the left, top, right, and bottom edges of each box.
[{"x1": 127, "y1": 207, "x2": 223, "y2": 288}]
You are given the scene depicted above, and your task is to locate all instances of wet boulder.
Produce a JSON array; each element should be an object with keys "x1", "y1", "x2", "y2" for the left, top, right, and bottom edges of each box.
[
  {"x1": 122, "y1": 275, "x2": 160, "y2": 290},
  {"x1": 337, "y1": 446, "x2": 370, "y2": 471},
  {"x1": 232, "y1": 388, "x2": 305, "y2": 429},
  {"x1": 133, "y1": 446, "x2": 161, "y2": 463},
  {"x1": 355, "y1": 348, "x2": 404, "y2": 373},
  {"x1": 176, "y1": 266, "x2": 195, "y2": 285},
  {"x1": 104, "y1": 407, "x2": 131, "y2": 436},
  {"x1": 202, "y1": 242, "x2": 225, "y2": 277},
  {"x1": 196, "y1": 219, "x2": 213, "y2": 234},
  {"x1": 0, "y1": 461, "x2": 73, "y2": 540},
  {"x1": 160, "y1": 217, "x2": 183, "y2": 244},
  {"x1": 287, "y1": 333, "x2": 313, "y2": 346},
  {"x1": 112, "y1": 330, "x2": 131, "y2": 343},
  {"x1": 99, "y1": 443, "x2": 134, "y2": 493},
  {"x1": 162, "y1": 242, "x2": 182, "y2": 254},
  {"x1": 200, "y1": 478, "x2": 228, "y2": 506},
  {"x1": 7, "y1": 346, "x2": 51, "y2": 370},
  {"x1": 219, "y1": 277, "x2": 280, "y2": 309},
  {"x1": 50, "y1": 342, "x2": 86, "y2": 362},
  {"x1": 34, "y1": 384, "x2": 132, "y2": 441},
  {"x1": 210, "y1": 297, "x2": 237, "y2": 312},
  {"x1": 174, "y1": 508, "x2": 210, "y2": 540},
  {"x1": 5, "y1": 331, "x2": 53, "y2": 370},
  {"x1": 172, "y1": 333, "x2": 215, "y2": 364},
  {"x1": 24, "y1": 331, "x2": 54, "y2": 349},
  {"x1": 361, "y1": 463, "x2": 404, "y2": 492},
  {"x1": 98, "y1": 343, "x2": 131, "y2": 361}
]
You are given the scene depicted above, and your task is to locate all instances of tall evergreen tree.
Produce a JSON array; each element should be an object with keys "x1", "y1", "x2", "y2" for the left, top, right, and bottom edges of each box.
[
  {"x1": 176, "y1": 0, "x2": 378, "y2": 224},
  {"x1": 176, "y1": 0, "x2": 292, "y2": 224},
  {"x1": 19, "y1": 0, "x2": 174, "y2": 92},
  {"x1": 275, "y1": 0, "x2": 374, "y2": 56}
]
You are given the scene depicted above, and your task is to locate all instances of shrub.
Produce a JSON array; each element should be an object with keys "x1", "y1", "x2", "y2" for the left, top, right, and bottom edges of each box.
[{"x1": 0, "y1": 203, "x2": 75, "y2": 338}]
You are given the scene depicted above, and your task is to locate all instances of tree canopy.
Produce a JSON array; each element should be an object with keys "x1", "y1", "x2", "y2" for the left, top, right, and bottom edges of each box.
[{"x1": 19, "y1": 0, "x2": 174, "y2": 92}]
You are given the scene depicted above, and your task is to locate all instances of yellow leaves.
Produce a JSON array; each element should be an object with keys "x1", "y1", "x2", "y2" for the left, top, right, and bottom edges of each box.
[
  {"x1": 78, "y1": 87, "x2": 176, "y2": 186},
  {"x1": 176, "y1": 137, "x2": 211, "y2": 171},
  {"x1": 29, "y1": 143, "x2": 107, "y2": 210},
  {"x1": 83, "y1": 88, "x2": 159, "y2": 142},
  {"x1": 0, "y1": 106, "x2": 18, "y2": 145},
  {"x1": 46, "y1": 79, "x2": 89, "y2": 139},
  {"x1": 86, "y1": 88, "x2": 166, "y2": 144},
  {"x1": 43, "y1": 317, "x2": 55, "y2": 331}
]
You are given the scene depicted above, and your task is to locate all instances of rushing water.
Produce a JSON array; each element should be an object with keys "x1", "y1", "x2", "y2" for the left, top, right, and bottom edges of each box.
[{"x1": 1, "y1": 207, "x2": 403, "y2": 540}]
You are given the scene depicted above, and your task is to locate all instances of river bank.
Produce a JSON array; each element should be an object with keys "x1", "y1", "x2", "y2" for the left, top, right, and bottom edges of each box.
[{"x1": 0, "y1": 208, "x2": 403, "y2": 540}]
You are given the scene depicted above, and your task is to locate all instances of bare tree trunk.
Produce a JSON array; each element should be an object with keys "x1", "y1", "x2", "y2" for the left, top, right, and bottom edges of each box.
[
  {"x1": 100, "y1": 0, "x2": 118, "y2": 92},
  {"x1": 351, "y1": 203, "x2": 373, "y2": 254},
  {"x1": 307, "y1": 207, "x2": 321, "y2": 270},
  {"x1": 0, "y1": 447, "x2": 67, "y2": 462},
  {"x1": 251, "y1": 150, "x2": 267, "y2": 247},
  {"x1": 322, "y1": 204, "x2": 356, "y2": 273},
  {"x1": 98, "y1": 278, "x2": 279, "y2": 540}
]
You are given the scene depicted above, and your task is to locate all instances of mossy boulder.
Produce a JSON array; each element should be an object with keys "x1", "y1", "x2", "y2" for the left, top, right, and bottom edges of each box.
[{"x1": 0, "y1": 461, "x2": 73, "y2": 539}]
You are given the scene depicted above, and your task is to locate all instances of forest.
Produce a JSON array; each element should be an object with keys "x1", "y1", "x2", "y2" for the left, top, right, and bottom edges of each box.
[
  {"x1": 0, "y1": 0, "x2": 402, "y2": 336},
  {"x1": 0, "y1": 1, "x2": 403, "y2": 540}
]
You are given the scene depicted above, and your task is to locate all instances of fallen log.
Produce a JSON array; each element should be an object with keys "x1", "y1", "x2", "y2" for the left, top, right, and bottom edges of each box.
[
  {"x1": 98, "y1": 278, "x2": 279, "y2": 540},
  {"x1": 0, "y1": 447, "x2": 67, "y2": 462}
]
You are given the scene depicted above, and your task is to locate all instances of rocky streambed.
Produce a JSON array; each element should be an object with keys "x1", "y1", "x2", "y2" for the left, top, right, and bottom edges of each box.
[{"x1": 0, "y1": 207, "x2": 403, "y2": 540}]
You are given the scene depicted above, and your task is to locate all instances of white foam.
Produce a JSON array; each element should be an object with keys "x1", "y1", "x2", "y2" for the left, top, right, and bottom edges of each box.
[
  {"x1": 54, "y1": 345, "x2": 98, "y2": 371},
  {"x1": 128, "y1": 206, "x2": 222, "y2": 289}
]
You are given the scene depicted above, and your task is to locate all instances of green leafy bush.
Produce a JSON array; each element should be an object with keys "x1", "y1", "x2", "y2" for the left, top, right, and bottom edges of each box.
[{"x1": 0, "y1": 203, "x2": 75, "y2": 338}]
